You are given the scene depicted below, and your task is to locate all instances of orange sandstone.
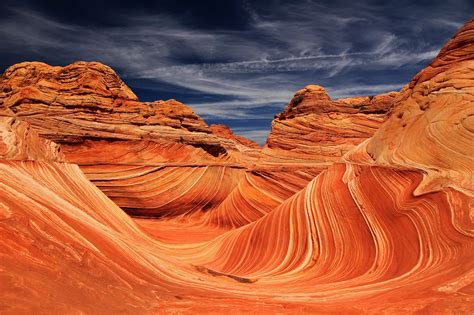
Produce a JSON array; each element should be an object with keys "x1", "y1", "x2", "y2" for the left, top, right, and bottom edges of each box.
[{"x1": 0, "y1": 19, "x2": 473, "y2": 314}]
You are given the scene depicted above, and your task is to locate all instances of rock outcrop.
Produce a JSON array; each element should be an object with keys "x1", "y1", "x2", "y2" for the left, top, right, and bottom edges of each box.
[
  {"x1": 1, "y1": 19, "x2": 473, "y2": 314},
  {"x1": 347, "y1": 21, "x2": 474, "y2": 196},
  {"x1": 262, "y1": 84, "x2": 398, "y2": 166},
  {"x1": 214, "y1": 84, "x2": 399, "y2": 228},
  {"x1": 0, "y1": 61, "x2": 246, "y2": 162},
  {"x1": 0, "y1": 61, "x2": 261, "y2": 218},
  {"x1": 210, "y1": 124, "x2": 260, "y2": 149}
]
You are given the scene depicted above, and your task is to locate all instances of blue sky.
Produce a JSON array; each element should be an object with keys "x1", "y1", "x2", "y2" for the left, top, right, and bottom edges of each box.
[{"x1": 1, "y1": 0, "x2": 472, "y2": 144}]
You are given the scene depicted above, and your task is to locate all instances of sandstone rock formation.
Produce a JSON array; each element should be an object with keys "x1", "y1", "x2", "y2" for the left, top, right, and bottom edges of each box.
[
  {"x1": 347, "y1": 21, "x2": 474, "y2": 196},
  {"x1": 218, "y1": 83, "x2": 399, "y2": 228},
  {"x1": 0, "y1": 61, "x2": 262, "y2": 218},
  {"x1": 1, "y1": 19, "x2": 473, "y2": 314},
  {"x1": 262, "y1": 84, "x2": 398, "y2": 166},
  {"x1": 210, "y1": 124, "x2": 260, "y2": 149},
  {"x1": 0, "y1": 61, "x2": 247, "y2": 162}
]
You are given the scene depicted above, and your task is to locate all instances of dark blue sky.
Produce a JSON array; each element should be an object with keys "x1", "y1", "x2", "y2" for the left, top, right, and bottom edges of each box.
[{"x1": 1, "y1": 0, "x2": 472, "y2": 144}]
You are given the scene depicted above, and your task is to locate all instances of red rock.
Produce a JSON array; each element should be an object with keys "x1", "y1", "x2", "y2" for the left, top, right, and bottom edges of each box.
[
  {"x1": 346, "y1": 19, "x2": 474, "y2": 196},
  {"x1": 0, "y1": 20, "x2": 473, "y2": 314},
  {"x1": 263, "y1": 85, "x2": 398, "y2": 166},
  {"x1": 210, "y1": 124, "x2": 260, "y2": 149},
  {"x1": 0, "y1": 61, "x2": 259, "y2": 217}
]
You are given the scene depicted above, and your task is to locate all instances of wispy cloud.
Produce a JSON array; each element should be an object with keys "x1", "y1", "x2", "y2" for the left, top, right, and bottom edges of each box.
[{"x1": 327, "y1": 83, "x2": 406, "y2": 99}]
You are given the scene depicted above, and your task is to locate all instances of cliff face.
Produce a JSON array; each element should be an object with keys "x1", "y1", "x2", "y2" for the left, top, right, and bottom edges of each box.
[
  {"x1": 0, "y1": 61, "x2": 400, "y2": 224},
  {"x1": 1, "y1": 20, "x2": 473, "y2": 315},
  {"x1": 0, "y1": 117, "x2": 63, "y2": 161}
]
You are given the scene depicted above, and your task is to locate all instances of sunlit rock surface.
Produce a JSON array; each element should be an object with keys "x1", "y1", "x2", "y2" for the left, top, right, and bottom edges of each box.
[
  {"x1": 262, "y1": 84, "x2": 398, "y2": 166},
  {"x1": 346, "y1": 21, "x2": 474, "y2": 197},
  {"x1": 0, "y1": 20, "x2": 473, "y2": 314},
  {"x1": 221, "y1": 83, "x2": 400, "y2": 227},
  {"x1": 0, "y1": 61, "x2": 261, "y2": 219}
]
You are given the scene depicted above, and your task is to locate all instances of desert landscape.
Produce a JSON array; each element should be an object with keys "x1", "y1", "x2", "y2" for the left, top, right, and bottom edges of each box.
[{"x1": 0, "y1": 6, "x2": 473, "y2": 315}]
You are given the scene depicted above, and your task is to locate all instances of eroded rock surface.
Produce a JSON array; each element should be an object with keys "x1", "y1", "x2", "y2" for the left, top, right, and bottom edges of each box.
[
  {"x1": 1, "y1": 20, "x2": 473, "y2": 314},
  {"x1": 263, "y1": 84, "x2": 398, "y2": 166}
]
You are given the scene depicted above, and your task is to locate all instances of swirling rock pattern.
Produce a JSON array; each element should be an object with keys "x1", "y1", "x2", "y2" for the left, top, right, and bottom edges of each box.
[
  {"x1": 0, "y1": 61, "x2": 263, "y2": 218},
  {"x1": 208, "y1": 85, "x2": 400, "y2": 227},
  {"x1": 347, "y1": 21, "x2": 474, "y2": 196},
  {"x1": 1, "y1": 20, "x2": 474, "y2": 314},
  {"x1": 0, "y1": 61, "x2": 326, "y2": 224}
]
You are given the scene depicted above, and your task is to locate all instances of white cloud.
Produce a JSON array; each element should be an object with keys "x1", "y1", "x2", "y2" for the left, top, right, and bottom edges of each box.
[{"x1": 327, "y1": 83, "x2": 405, "y2": 99}]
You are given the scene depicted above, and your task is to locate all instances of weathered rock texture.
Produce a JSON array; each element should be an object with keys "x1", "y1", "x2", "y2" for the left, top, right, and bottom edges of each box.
[
  {"x1": 217, "y1": 83, "x2": 400, "y2": 228},
  {"x1": 210, "y1": 124, "x2": 260, "y2": 149},
  {"x1": 0, "y1": 61, "x2": 263, "y2": 218},
  {"x1": 347, "y1": 21, "x2": 474, "y2": 196},
  {"x1": 262, "y1": 84, "x2": 398, "y2": 166},
  {"x1": 0, "y1": 61, "x2": 248, "y2": 162},
  {"x1": 1, "y1": 19, "x2": 473, "y2": 314}
]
